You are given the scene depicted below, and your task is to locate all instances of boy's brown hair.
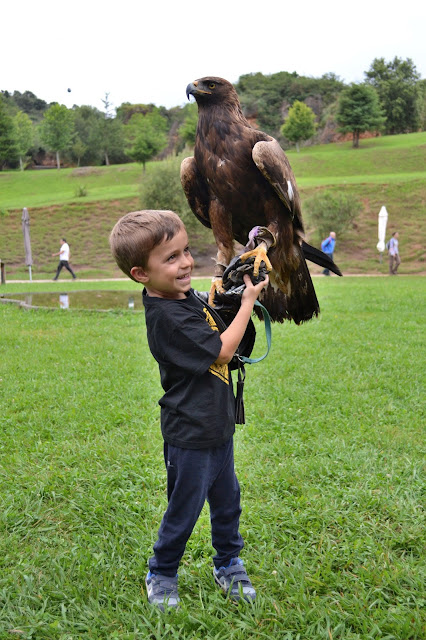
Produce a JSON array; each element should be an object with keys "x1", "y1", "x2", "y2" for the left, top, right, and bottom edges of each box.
[{"x1": 109, "y1": 210, "x2": 185, "y2": 281}]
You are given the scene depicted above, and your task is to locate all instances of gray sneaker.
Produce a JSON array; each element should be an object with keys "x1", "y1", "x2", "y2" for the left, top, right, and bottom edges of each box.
[
  {"x1": 214, "y1": 558, "x2": 256, "y2": 601},
  {"x1": 145, "y1": 571, "x2": 180, "y2": 611}
]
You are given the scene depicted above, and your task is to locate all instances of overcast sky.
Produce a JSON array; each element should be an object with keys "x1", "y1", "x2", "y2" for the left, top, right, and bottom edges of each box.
[{"x1": 3, "y1": 0, "x2": 425, "y2": 113}]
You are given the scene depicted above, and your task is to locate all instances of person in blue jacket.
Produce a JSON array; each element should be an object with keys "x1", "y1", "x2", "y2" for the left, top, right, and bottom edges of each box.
[{"x1": 321, "y1": 232, "x2": 336, "y2": 275}]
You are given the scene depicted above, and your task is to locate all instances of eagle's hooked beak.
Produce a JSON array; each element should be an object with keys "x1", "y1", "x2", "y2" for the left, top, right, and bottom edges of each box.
[
  {"x1": 186, "y1": 80, "x2": 211, "y2": 100},
  {"x1": 186, "y1": 82, "x2": 196, "y2": 99}
]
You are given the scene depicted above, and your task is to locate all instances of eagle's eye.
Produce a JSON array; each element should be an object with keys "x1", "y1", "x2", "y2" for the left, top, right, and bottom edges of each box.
[{"x1": 208, "y1": 82, "x2": 216, "y2": 89}]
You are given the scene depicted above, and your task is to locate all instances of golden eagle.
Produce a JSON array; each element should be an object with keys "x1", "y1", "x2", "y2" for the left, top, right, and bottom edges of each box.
[{"x1": 180, "y1": 76, "x2": 341, "y2": 323}]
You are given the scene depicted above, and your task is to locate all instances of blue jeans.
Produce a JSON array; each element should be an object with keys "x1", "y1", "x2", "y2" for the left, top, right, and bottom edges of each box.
[
  {"x1": 149, "y1": 438, "x2": 244, "y2": 576},
  {"x1": 322, "y1": 252, "x2": 334, "y2": 275}
]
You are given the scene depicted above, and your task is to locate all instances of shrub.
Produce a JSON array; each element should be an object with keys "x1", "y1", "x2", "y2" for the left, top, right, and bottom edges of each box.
[
  {"x1": 139, "y1": 156, "x2": 199, "y2": 231},
  {"x1": 74, "y1": 185, "x2": 88, "y2": 197},
  {"x1": 305, "y1": 191, "x2": 361, "y2": 241}
]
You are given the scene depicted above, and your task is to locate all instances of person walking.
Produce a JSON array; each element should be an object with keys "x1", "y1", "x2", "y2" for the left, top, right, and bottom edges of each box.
[
  {"x1": 388, "y1": 232, "x2": 401, "y2": 275},
  {"x1": 52, "y1": 238, "x2": 77, "y2": 280},
  {"x1": 321, "y1": 231, "x2": 336, "y2": 276}
]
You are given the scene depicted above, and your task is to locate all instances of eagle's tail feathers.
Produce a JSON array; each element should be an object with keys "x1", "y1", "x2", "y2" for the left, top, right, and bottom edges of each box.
[
  {"x1": 301, "y1": 241, "x2": 342, "y2": 276},
  {"x1": 256, "y1": 252, "x2": 320, "y2": 324}
]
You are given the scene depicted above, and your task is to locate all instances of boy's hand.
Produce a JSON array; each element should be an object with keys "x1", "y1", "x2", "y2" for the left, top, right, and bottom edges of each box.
[{"x1": 241, "y1": 273, "x2": 269, "y2": 305}]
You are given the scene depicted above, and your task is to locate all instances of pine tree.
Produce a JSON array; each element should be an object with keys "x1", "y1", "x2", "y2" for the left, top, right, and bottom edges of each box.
[{"x1": 336, "y1": 84, "x2": 385, "y2": 148}]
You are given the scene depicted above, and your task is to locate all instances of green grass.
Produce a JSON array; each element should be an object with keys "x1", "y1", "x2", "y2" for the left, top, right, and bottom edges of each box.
[
  {"x1": 1, "y1": 134, "x2": 424, "y2": 210},
  {"x1": 0, "y1": 164, "x2": 146, "y2": 209},
  {"x1": 289, "y1": 133, "x2": 426, "y2": 183},
  {"x1": 297, "y1": 172, "x2": 425, "y2": 186},
  {"x1": 1, "y1": 277, "x2": 425, "y2": 639}
]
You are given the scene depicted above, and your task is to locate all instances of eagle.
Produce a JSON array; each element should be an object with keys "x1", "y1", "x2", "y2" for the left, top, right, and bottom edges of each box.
[{"x1": 180, "y1": 76, "x2": 341, "y2": 323}]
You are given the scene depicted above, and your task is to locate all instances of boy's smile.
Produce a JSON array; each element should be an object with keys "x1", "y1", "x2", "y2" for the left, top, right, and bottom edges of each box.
[{"x1": 131, "y1": 228, "x2": 194, "y2": 299}]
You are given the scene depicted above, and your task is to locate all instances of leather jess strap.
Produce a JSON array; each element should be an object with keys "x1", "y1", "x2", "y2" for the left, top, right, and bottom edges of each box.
[{"x1": 238, "y1": 300, "x2": 272, "y2": 364}]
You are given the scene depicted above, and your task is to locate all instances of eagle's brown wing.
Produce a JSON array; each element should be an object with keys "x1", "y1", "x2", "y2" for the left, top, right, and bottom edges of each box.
[
  {"x1": 247, "y1": 138, "x2": 321, "y2": 324},
  {"x1": 180, "y1": 156, "x2": 211, "y2": 229},
  {"x1": 180, "y1": 155, "x2": 236, "y2": 294},
  {"x1": 252, "y1": 139, "x2": 303, "y2": 233}
]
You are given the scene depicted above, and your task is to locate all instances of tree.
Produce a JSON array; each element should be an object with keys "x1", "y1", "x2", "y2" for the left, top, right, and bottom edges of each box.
[
  {"x1": 336, "y1": 83, "x2": 385, "y2": 148},
  {"x1": 0, "y1": 95, "x2": 18, "y2": 169},
  {"x1": 40, "y1": 103, "x2": 75, "y2": 168},
  {"x1": 178, "y1": 102, "x2": 198, "y2": 148},
  {"x1": 72, "y1": 105, "x2": 104, "y2": 165},
  {"x1": 96, "y1": 116, "x2": 126, "y2": 166},
  {"x1": 235, "y1": 70, "x2": 344, "y2": 136},
  {"x1": 125, "y1": 109, "x2": 168, "y2": 171},
  {"x1": 96, "y1": 93, "x2": 126, "y2": 166},
  {"x1": 13, "y1": 111, "x2": 34, "y2": 170},
  {"x1": 72, "y1": 136, "x2": 88, "y2": 167},
  {"x1": 116, "y1": 102, "x2": 156, "y2": 124},
  {"x1": 365, "y1": 57, "x2": 421, "y2": 134},
  {"x1": 11, "y1": 90, "x2": 49, "y2": 122},
  {"x1": 419, "y1": 79, "x2": 426, "y2": 131},
  {"x1": 281, "y1": 100, "x2": 317, "y2": 151}
]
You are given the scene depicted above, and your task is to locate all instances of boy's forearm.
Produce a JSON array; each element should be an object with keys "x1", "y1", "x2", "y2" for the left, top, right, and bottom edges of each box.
[{"x1": 215, "y1": 275, "x2": 268, "y2": 364}]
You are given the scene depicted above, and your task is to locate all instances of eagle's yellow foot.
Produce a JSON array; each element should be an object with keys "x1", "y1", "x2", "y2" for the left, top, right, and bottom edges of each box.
[
  {"x1": 208, "y1": 277, "x2": 224, "y2": 306},
  {"x1": 240, "y1": 243, "x2": 272, "y2": 276}
]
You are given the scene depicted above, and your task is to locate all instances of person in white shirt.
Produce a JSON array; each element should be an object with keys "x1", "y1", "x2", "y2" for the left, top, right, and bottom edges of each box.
[
  {"x1": 388, "y1": 231, "x2": 400, "y2": 275},
  {"x1": 52, "y1": 238, "x2": 77, "y2": 280}
]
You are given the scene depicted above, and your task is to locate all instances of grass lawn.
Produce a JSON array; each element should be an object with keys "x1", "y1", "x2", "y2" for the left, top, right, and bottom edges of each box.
[
  {"x1": 1, "y1": 133, "x2": 424, "y2": 210},
  {"x1": 288, "y1": 132, "x2": 426, "y2": 182},
  {"x1": 1, "y1": 277, "x2": 425, "y2": 639},
  {"x1": 0, "y1": 164, "x2": 145, "y2": 210}
]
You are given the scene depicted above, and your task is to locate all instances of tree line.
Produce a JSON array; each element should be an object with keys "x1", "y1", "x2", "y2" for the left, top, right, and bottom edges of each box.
[{"x1": 0, "y1": 56, "x2": 424, "y2": 170}]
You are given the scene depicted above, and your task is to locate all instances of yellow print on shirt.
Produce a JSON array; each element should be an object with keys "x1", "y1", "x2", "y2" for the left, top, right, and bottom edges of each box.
[{"x1": 203, "y1": 307, "x2": 230, "y2": 385}]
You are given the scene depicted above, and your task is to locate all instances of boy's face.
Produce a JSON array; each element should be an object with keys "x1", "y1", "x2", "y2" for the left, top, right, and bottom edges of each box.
[{"x1": 131, "y1": 227, "x2": 194, "y2": 299}]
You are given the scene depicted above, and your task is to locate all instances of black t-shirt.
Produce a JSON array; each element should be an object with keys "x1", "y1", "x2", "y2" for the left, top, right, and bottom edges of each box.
[{"x1": 143, "y1": 289, "x2": 236, "y2": 449}]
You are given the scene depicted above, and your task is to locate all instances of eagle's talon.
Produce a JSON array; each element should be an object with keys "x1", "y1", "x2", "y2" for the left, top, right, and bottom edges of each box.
[
  {"x1": 208, "y1": 277, "x2": 224, "y2": 306},
  {"x1": 240, "y1": 245, "x2": 272, "y2": 276}
]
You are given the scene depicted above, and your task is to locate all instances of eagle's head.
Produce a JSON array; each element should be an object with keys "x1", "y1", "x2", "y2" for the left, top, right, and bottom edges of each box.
[{"x1": 186, "y1": 77, "x2": 240, "y2": 109}]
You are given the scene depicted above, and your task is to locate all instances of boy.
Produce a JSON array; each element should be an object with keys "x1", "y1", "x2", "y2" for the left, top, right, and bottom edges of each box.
[{"x1": 109, "y1": 210, "x2": 268, "y2": 611}]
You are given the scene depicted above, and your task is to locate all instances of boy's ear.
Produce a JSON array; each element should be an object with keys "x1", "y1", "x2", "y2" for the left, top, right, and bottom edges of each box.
[{"x1": 130, "y1": 266, "x2": 149, "y2": 283}]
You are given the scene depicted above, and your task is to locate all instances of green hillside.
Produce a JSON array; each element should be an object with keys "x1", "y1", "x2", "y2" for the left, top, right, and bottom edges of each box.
[
  {"x1": 291, "y1": 132, "x2": 426, "y2": 183},
  {"x1": 0, "y1": 164, "x2": 144, "y2": 209},
  {"x1": 1, "y1": 133, "x2": 425, "y2": 279}
]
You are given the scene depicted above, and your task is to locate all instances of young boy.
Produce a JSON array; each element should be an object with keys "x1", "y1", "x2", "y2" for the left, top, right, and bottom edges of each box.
[{"x1": 109, "y1": 210, "x2": 268, "y2": 611}]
